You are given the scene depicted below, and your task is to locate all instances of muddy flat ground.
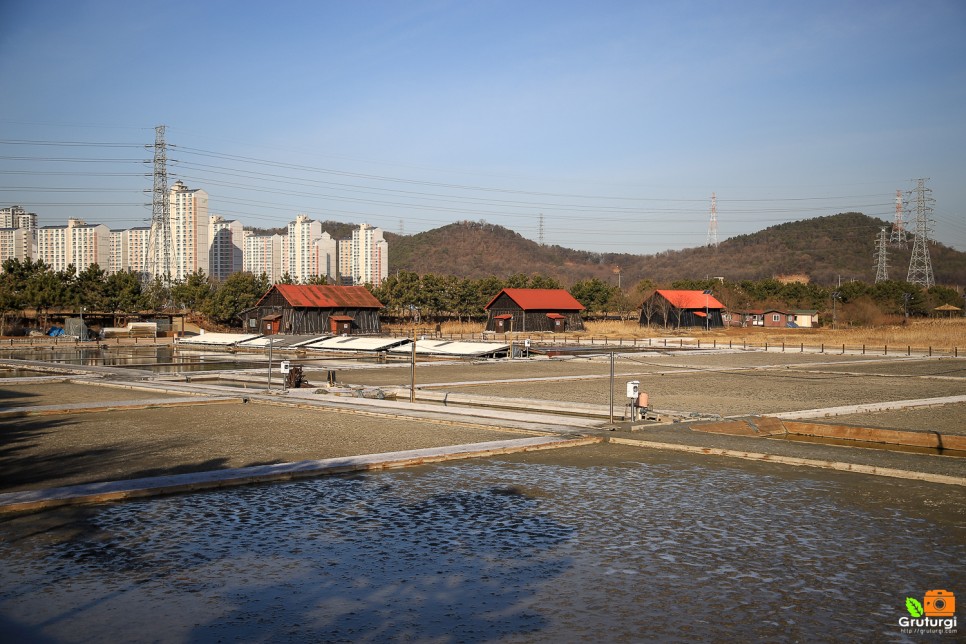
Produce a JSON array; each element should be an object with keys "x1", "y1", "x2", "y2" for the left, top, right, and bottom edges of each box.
[
  {"x1": 0, "y1": 400, "x2": 525, "y2": 493},
  {"x1": 0, "y1": 381, "x2": 186, "y2": 407},
  {"x1": 334, "y1": 352, "x2": 966, "y2": 421}
]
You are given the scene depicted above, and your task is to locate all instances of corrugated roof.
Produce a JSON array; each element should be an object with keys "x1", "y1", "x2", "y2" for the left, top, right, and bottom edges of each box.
[
  {"x1": 485, "y1": 288, "x2": 585, "y2": 311},
  {"x1": 258, "y1": 284, "x2": 383, "y2": 309},
  {"x1": 656, "y1": 289, "x2": 725, "y2": 310}
]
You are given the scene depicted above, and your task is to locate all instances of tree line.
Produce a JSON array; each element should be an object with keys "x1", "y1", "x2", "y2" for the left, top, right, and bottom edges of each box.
[
  {"x1": 1, "y1": 258, "x2": 961, "y2": 334},
  {"x1": 666, "y1": 277, "x2": 963, "y2": 325}
]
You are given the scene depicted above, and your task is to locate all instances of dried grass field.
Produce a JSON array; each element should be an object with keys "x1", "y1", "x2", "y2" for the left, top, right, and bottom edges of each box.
[{"x1": 408, "y1": 318, "x2": 966, "y2": 352}]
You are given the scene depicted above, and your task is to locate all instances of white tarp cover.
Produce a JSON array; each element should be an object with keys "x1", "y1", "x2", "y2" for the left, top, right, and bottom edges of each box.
[
  {"x1": 176, "y1": 333, "x2": 261, "y2": 346},
  {"x1": 388, "y1": 339, "x2": 509, "y2": 357},
  {"x1": 237, "y1": 335, "x2": 329, "y2": 348},
  {"x1": 304, "y1": 336, "x2": 411, "y2": 352}
]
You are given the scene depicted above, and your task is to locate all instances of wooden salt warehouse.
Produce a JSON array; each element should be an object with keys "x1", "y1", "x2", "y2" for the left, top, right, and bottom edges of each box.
[
  {"x1": 242, "y1": 284, "x2": 383, "y2": 335},
  {"x1": 639, "y1": 289, "x2": 726, "y2": 329},
  {"x1": 484, "y1": 288, "x2": 586, "y2": 333}
]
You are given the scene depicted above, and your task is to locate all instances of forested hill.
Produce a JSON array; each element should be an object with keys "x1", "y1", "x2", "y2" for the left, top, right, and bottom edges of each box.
[{"x1": 385, "y1": 213, "x2": 966, "y2": 287}]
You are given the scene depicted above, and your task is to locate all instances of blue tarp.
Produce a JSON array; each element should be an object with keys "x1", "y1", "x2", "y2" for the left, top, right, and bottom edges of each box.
[{"x1": 47, "y1": 327, "x2": 65, "y2": 337}]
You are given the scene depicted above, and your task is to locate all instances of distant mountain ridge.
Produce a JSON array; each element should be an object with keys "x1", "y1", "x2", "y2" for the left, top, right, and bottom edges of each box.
[{"x1": 383, "y1": 213, "x2": 966, "y2": 287}]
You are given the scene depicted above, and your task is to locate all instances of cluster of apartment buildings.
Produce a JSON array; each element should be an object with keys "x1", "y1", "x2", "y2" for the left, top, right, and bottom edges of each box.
[{"x1": 0, "y1": 180, "x2": 389, "y2": 286}]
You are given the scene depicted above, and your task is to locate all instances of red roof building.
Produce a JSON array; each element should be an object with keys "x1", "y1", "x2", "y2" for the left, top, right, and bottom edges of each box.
[
  {"x1": 640, "y1": 289, "x2": 725, "y2": 329},
  {"x1": 484, "y1": 288, "x2": 585, "y2": 333},
  {"x1": 243, "y1": 284, "x2": 383, "y2": 335}
]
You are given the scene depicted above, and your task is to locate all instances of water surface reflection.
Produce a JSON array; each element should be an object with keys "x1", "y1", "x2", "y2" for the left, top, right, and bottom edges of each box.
[{"x1": 0, "y1": 446, "x2": 961, "y2": 642}]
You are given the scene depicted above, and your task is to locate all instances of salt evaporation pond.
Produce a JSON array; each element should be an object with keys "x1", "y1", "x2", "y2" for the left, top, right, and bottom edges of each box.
[
  {"x1": 0, "y1": 445, "x2": 962, "y2": 642},
  {"x1": 2, "y1": 345, "x2": 262, "y2": 373}
]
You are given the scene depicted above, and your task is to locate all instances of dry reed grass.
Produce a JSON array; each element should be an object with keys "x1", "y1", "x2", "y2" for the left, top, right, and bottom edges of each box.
[{"x1": 397, "y1": 318, "x2": 966, "y2": 350}]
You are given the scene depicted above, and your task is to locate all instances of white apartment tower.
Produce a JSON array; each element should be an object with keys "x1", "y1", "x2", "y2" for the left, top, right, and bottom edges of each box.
[
  {"x1": 313, "y1": 232, "x2": 338, "y2": 283},
  {"x1": 285, "y1": 214, "x2": 324, "y2": 283},
  {"x1": 209, "y1": 215, "x2": 244, "y2": 280},
  {"x1": 109, "y1": 227, "x2": 151, "y2": 275},
  {"x1": 0, "y1": 205, "x2": 37, "y2": 231},
  {"x1": 337, "y1": 238, "x2": 352, "y2": 284},
  {"x1": 0, "y1": 228, "x2": 31, "y2": 267},
  {"x1": 165, "y1": 180, "x2": 209, "y2": 280},
  {"x1": 35, "y1": 218, "x2": 110, "y2": 272},
  {"x1": 349, "y1": 223, "x2": 388, "y2": 287},
  {"x1": 0, "y1": 205, "x2": 37, "y2": 268},
  {"x1": 244, "y1": 231, "x2": 283, "y2": 283}
]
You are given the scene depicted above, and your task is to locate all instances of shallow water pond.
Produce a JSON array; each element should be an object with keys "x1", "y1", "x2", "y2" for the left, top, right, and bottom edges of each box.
[{"x1": 0, "y1": 446, "x2": 962, "y2": 642}]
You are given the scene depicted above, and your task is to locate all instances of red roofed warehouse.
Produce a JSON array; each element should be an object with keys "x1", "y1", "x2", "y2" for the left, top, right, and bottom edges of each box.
[
  {"x1": 242, "y1": 284, "x2": 383, "y2": 335},
  {"x1": 640, "y1": 289, "x2": 725, "y2": 329},
  {"x1": 484, "y1": 288, "x2": 585, "y2": 333}
]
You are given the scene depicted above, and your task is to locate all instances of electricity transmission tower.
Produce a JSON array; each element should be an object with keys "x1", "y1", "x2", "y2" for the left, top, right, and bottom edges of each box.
[
  {"x1": 889, "y1": 189, "x2": 907, "y2": 246},
  {"x1": 906, "y1": 178, "x2": 935, "y2": 288},
  {"x1": 874, "y1": 227, "x2": 890, "y2": 283},
  {"x1": 706, "y1": 192, "x2": 718, "y2": 247},
  {"x1": 145, "y1": 124, "x2": 171, "y2": 283},
  {"x1": 538, "y1": 212, "x2": 545, "y2": 245}
]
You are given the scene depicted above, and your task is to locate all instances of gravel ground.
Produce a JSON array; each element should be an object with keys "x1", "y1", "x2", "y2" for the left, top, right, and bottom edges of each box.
[{"x1": 0, "y1": 401, "x2": 524, "y2": 494}]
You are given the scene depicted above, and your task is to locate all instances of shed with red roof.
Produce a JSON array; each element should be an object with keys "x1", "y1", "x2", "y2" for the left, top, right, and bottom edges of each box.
[
  {"x1": 639, "y1": 289, "x2": 725, "y2": 329},
  {"x1": 242, "y1": 284, "x2": 383, "y2": 335},
  {"x1": 484, "y1": 288, "x2": 585, "y2": 333}
]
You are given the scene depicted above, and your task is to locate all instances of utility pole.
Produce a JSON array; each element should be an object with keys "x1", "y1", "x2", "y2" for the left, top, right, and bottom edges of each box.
[
  {"x1": 703, "y1": 289, "x2": 712, "y2": 331},
  {"x1": 706, "y1": 192, "x2": 718, "y2": 248},
  {"x1": 906, "y1": 178, "x2": 935, "y2": 288},
  {"x1": 145, "y1": 125, "x2": 171, "y2": 284},
  {"x1": 874, "y1": 227, "x2": 890, "y2": 283}
]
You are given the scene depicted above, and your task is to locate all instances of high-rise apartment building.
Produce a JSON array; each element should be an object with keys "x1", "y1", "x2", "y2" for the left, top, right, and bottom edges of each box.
[
  {"x1": 0, "y1": 205, "x2": 37, "y2": 231},
  {"x1": 0, "y1": 205, "x2": 37, "y2": 269},
  {"x1": 1, "y1": 199, "x2": 389, "y2": 285},
  {"x1": 313, "y1": 232, "x2": 338, "y2": 283},
  {"x1": 244, "y1": 231, "x2": 283, "y2": 283},
  {"x1": 209, "y1": 215, "x2": 244, "y2": 280},
  {"x1": 337, "y1": 238, "x2": 352, "y2": 284},
  {"x1": 164, "y1": 180, "x2": 209, "y2": 280},
  {"x1": 0, "y1": 228, "x2": 31, "y2": 267},
  {"x1": 109, "y1": 227, "x2": 151, "y2": 275},
  {"x1": 277, "y1": 217, "x2": 343, "y2": 284},
  {"x1": 348, "y1": 223, "x2": 388, "y2": 287},
  {"x1": 35, "y1": 218, "x2": 110, "y2": 273}
]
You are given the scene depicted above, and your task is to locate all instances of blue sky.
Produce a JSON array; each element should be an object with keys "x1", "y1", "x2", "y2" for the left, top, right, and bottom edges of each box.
[{"x1": 2, "y1": 0, "x2": 964, "y2": 256}]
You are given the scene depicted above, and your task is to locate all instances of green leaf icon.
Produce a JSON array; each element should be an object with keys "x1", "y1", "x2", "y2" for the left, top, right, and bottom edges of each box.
[{"x1": 906, "y1": 597, "x2": 924, "y2": 617}]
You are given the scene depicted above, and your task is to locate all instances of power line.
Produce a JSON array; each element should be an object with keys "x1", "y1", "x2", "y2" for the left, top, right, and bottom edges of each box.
[{"x1": 2, "y1": 136, "x2": 961, "y2": 252}]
